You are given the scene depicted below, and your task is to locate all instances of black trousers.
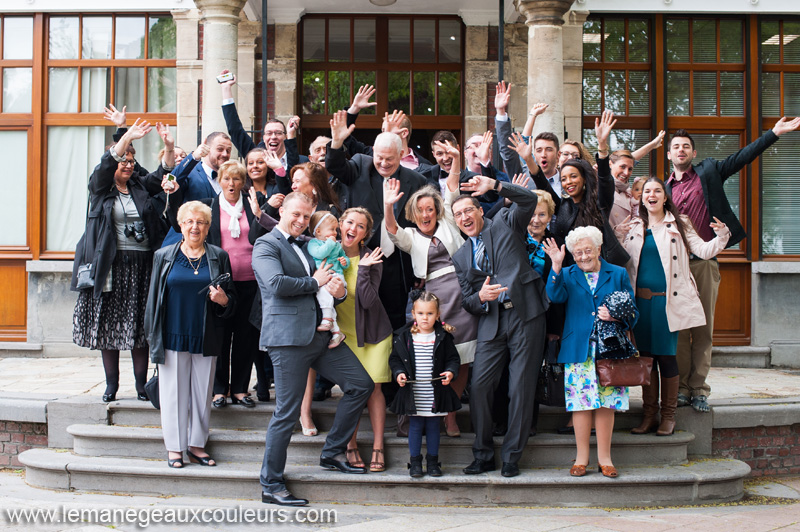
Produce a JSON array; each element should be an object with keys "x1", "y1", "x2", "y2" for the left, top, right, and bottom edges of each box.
[{"x1": 214, "y1": 280, "x2": 261, "y2": 396}]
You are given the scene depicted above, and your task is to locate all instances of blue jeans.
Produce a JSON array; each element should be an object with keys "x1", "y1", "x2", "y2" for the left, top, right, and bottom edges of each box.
[{"x1": 408, "y1": 415, "x2": 441, "y2": 456}]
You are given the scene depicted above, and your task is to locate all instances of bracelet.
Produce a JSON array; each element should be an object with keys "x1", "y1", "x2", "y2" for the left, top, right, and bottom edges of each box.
[{"x1": 109, "y1": 147, "x2": 126, "y2": 163}]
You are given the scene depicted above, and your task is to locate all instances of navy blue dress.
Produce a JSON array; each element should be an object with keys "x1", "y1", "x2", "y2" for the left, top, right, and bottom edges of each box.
[{"x1": 164, "y1": 252, "x2": 210, "y2": 354}]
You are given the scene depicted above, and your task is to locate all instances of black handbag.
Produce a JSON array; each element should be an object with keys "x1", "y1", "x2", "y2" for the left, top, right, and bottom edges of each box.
[
  {"x1": 144, "y1": 367, "x2": 160, "y2": 410},
  {"x1": 536, "y1": 339, "x2": 565, "y2": 407}
]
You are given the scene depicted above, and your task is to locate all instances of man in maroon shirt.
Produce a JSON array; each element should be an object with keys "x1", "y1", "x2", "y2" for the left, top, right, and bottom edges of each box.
[{"x1": 665, "y1": 117, "x2": 800, "y2": 413}]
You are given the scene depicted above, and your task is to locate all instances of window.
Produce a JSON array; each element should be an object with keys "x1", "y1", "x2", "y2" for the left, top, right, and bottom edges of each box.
[
  {"x1": 300, "y1": 15, "x2": 463, "y2": 155},
  {"x1": 44, "y1": 14, "x2": 176, "y2": 252},
  {"x1": 760, "y1": 18, "x2": 800, "y2": 256},
  {"x1": 582, "y1": 17, "x2": 653, "y2": 177},
  {"x1": 1, "y1": 16, "x2": 34, "y2": 113}
]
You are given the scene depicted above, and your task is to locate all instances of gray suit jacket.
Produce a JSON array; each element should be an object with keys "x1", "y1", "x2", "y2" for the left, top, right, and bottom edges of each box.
[
  {"x1": 496, "y1": 117, "x2": 524, "y2": 179},
  {"x1": 252, "y1": 229, "x2": 330, "y2": 349},
  {"x1": 452, "y1": 184, "x2": 549, "y2": 341}
]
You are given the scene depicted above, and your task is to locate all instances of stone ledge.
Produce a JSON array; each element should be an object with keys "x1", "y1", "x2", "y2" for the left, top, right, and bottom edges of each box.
[
  {"x1": 0, "y1": 398, "x2": 48, "y2": 423},
  {"x1": 752, "y1": 261, "x2": 800, "y2": 274},
  {"x1": 26, "y1": 260, "x2": 73, "y2": 273},
  {"x1": 713, "y1": 403, "x2": 800, "y2": 429}
]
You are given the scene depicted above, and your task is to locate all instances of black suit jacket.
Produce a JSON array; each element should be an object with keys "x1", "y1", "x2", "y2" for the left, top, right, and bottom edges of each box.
[
  {"x1": 452, "y1": 184, "x2": 549, "y2": 341},
  {"x1": 221, "y1": 101, "x2": 308, "y2": 167},
  {"x1": 665, "y1": 130, "x2": 779, "y2": 249}
]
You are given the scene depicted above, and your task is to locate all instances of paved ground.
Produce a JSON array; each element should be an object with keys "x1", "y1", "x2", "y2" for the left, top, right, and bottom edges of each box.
[
  {"x1": 0, "y1": 469, "x2": 799, "y2": 531},
  {"x1": 2, "y1": 356, "x2": 800, "y2": 402}
]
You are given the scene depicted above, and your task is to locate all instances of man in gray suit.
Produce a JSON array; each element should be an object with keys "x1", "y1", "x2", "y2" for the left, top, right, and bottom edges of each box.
[
  {"x1": 451, "y1": 176, "x2": 548, "y2": 478},
  {"x1": 252, "y1": 192, "x2": 373, "y2": 506}
]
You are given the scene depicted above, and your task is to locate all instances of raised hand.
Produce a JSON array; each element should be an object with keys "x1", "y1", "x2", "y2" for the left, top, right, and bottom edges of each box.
[
  {"x1": 475, "y1": 130, "x2": 494, "y2": 166},
  {"x1": 248, "y1": 188, "x2": 263, "y2": 218},
  {"x1": 330, "y1": 110, "x2": 355, "y2": 148},
  {"x1": 156, "y1": 122, "x2": 174, "y2": 149},
  {"x1": 508, "y1": 131, "x2": 532, "y2": 160},
  {"x1": 161, "y1": 174, "x2": 179, "y2": 194},
  {"x1": 651, "y1": 130, "x2": 666, "y2": 149},
  {"x1": 383, "y1": 110, "x2": 408, "y2": 136},
  {"x1": 511, "y1": 173, "x2": 531, "y2": 188},
  {"x1": 349, "y1": 85, "x2": 377, "y2": 114},
  {"x1": 267, "y1": 192, "x2": 285, "y2": 209},
  {"x1": 359, "y1": 247, "x2": 384, "y2": 267},
  {"x1": 265, "y1": 150, "x2": 283, "y2": 171},
  {"x1": 384, "y1": 178, "x2": 404, "y2": 205},
  {"x1": 594, "y1": 110, "x2": 617, "y2": 150},
  {"x1": 103, "y1": 103, "x2": 127, "y2": 128},
  {"x1": 772, "y1": 116, "x2": 800, "y2": 136},
  {"x1": 614, "y1": 215, "x2": 633, "y2": 238},
  {"x1": 126, "y1": 118, "x2": 152, "y2": 140},
  {"x1": 479, "y1": 276, "x2": 508, "y2": 303},
  {"x1": 219, "y1": 69, "x2": 236, "y2": 100},
  {"x1": 433, "y1": 140, "x2": 461, "y2": 166},
  {"x1": 193, "y1": 143, "x2": 210, "y2": 161},
  {"x1": 287, "y1": 115, "x2": 300, "y2": 140},
  {"x1": 460, "y1": 175, "x2": 496, "y2": 197},
  {"x1": 529, "y1": 102, "x2": 548, "y2": 118},
  {"x1": 542, "y1": 237, "x2": 566, "y2": 273},
  {"x1": 494, "y1": 81, "x2": 511, "y2": 113},
  {"x1": 219, "y1": 69, "x2": 236, "y2": 88}
]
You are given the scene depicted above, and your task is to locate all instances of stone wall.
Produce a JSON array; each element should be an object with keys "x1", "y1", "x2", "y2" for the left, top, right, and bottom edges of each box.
[
  {"x1": 0, "y1": 421, "x2": 48, "y2": 469},
  {"x1": 713, "y1": 425, "x2": 800, "y2": 477}
]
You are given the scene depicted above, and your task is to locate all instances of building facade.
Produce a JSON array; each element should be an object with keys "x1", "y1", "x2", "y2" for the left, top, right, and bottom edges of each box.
[{"x1": 0, "y1": 0, "x2": 797, "y2": 364}]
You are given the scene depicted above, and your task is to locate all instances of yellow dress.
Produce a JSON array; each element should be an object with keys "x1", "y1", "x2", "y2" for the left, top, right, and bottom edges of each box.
[{"x1": 337, "y1": 255, "x2": 392, "y2": 383}]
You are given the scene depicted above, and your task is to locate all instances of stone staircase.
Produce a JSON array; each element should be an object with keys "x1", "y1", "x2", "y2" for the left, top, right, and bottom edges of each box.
[{"x1": 19, "y1": 397, "x2": 750, "y2": 507}]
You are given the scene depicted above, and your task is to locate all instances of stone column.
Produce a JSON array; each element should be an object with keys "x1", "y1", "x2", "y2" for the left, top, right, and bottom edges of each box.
[
  {"x1": 516, "y1": 0, "x2": 573, "y2": 142},
  {"x1": 194, "y1": 0, "x2": 247, "y2": 140},
  {"x1": 232, "y1": 20, "x2": 260, "y2": 159},
  {"x1": 562, "y1": 10, "x2": 589, "y2": 141},
  {"x1": 172, "y1": 9, "x2": 202, "y2": 149}
]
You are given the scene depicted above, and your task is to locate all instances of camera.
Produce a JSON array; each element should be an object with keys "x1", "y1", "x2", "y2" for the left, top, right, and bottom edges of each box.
[{"x1": 124, "y1": 221, "x2": 146, "y2": 243}]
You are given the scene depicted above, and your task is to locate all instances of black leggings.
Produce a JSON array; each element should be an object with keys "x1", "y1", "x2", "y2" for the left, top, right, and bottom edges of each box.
[
  {"x1": 644, "y1": 353, "x2": 679, "y2": 379},
  {"x1": 101, "y1": 347, "x2": 148, "y2": 395}
]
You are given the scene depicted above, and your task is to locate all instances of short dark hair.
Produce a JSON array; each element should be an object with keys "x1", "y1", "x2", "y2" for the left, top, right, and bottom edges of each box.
[
  {"x1": 670, "y1": 129, "x2": 695, "y2": 150},
  {"x1": 205, "y1": 131, "x2": 231, "y2": 145},
  {"x1": 534, "y1": 132, "x2": 560, "y2": 149},
  {"x1": 431, "y1": 130, "x2": 458, "y2": 147},
  {"x1": 264, "y1": 118, "x2": 286, "y2": 134},
  {"x1": 451, "y1": 194, "x2": 481, "y2": 212}
]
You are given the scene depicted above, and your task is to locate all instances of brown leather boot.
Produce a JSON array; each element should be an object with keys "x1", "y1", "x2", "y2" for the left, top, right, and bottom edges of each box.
[
  {"x1": 631, "y1": 368, "x2": 660, "y2": 434},
  {"x1": 657, "y1": 375, "x2": 680, "y2": 436}
]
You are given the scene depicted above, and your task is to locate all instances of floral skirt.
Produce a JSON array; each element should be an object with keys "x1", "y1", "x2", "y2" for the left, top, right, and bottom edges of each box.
[
  {"x1": 73, "y1": 250, "x2": 152, "y2": 350},
  {"x1": 564, "y1": 340, "x2": 629, "y2": 412}
]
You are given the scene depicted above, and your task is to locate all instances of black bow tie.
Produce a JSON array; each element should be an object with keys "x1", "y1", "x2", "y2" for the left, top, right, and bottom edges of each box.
[{"x1": 287, "y1": 236, "x2": 298, "y2": 245}]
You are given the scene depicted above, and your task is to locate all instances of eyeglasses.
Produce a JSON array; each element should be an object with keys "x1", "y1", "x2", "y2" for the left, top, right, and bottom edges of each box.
[
  {"x1": 560, "y1": 152, "x2": 581, "y2": 160},
  {"x1": 119, "y1": 159, "x2": 136, "y2": 167},
  {"x1": 182, "y1": 220, "x2": 209, "y2": 227},
  {"x1": 452, "y1": 206, "x2": 478, "y2": 220},
  {"x1": 572, "y1": 248, "x2": 597, "y2": 258},
  {"x1": 263, "y1": 129, "x2": 286, "y2": 137}
]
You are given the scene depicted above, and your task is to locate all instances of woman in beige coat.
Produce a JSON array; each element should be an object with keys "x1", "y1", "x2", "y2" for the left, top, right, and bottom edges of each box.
[{"x1": 616, "y1": 177, "x2": 729, "y2": 436}]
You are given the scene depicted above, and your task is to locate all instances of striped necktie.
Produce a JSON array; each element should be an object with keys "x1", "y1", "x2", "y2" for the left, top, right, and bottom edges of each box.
[{"x1": 474, "y1": 235, "x2": 490, "y2": 273}]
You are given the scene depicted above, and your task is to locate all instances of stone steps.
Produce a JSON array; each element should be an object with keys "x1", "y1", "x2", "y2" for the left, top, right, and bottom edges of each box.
[
  {"x1": 67, "y1": 423, "x2": 694, "y2": 467},
  {"x1": 19, "y1": 448, "x2": 749, "y2": 507}
]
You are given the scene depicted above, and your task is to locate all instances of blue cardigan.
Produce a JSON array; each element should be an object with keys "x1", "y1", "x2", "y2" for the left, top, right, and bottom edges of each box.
[{"x1": 546, "y1": 259, "x2": 635, "y2": 364}]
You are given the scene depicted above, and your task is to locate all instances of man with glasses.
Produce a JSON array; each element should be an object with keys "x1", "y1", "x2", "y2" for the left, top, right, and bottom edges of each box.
[{"x1": 451, "y1": 175, "x2": 548, "y2": 478}]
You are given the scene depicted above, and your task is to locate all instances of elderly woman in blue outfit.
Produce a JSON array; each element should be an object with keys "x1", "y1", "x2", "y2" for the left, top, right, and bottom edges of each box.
[{"x1": 543, "y1": 225, "x2": 636, "y2": 479}]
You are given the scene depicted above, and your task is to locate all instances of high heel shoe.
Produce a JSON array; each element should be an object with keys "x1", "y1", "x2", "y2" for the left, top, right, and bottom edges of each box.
[
  {"x1": 570, "y1": 463, "x2": 587, "y2": 477},
  {"x1": 167, "y1": 453, "x2": 184, "y2": 468},
  {"x1": 598, "y1": 464, "x2": 618, "y2": 478},
  {"x1": 102, "y1": 384, "x2": 118, "y2": 403},
  {"x1": 231, "y1": 395, "x2": 256, "y2": 408},
  {"x1": 300, "y1": 419, "x2": 318, "y2": 436},
  {"x1": 187, "y1": 450, "x2": 216, "y2": 466}
]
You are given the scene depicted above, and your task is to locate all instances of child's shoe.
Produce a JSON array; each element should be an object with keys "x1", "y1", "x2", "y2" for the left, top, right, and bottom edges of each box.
[
  {"x1": 328, "y1": 331, "x2": 346, "y2": 349},
  {"x1": 317, "y1": 318, "x2": 334, "y2": 331},
  {"x1": 408, "y1": 455, "x2": 424, "y2": 478},
  {"x1": 426, "y1": 454, "x2": 442, "y2": 477}
]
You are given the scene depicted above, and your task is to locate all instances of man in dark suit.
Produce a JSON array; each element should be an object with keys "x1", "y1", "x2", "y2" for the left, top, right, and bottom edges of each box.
[
  {"x1": 451, "y1": 176, "x2": 548, "y2": 478},
  {"x1": 252, "y1": 192, "x2": 373, "y2": 506},
  {"x1": 161, "y1": 133, "x2": 231, "y2": 247},
  {"x1": 664, "y1": 117, "x2": 800, "y2": 413},
  {"x1": 325, "y1": 110, "x2": 427, "y2": 329}
]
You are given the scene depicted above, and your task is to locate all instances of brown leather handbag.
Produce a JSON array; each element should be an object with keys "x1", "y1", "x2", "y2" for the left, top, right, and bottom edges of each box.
[{"x1": 596, "y1": 353, "x2": 653, "y2": 387}]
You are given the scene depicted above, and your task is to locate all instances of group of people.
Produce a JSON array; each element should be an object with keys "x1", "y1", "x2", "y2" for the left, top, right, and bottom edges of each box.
[{"x1": 71, "y1": 72, "x2": 800, "y2": 505}]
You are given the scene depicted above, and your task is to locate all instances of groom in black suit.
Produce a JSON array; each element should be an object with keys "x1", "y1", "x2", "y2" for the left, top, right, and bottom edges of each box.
[
  {"x1": 252, "y1": 192, "x2": 373, "y2": 506},
  {"x1": 451, "y1": 176, "x2": 548, "y2": 478}
]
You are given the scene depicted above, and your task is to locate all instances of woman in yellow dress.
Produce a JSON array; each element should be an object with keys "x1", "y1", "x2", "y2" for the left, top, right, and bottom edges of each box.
[{"x1": 336, "y1": 207, "x2": 394, "y2": 472}]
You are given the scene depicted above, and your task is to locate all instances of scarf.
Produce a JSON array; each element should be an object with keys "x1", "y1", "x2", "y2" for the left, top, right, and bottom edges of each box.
[{"x1": 218, "y1": 192, "x2": 244, "y2": 238}]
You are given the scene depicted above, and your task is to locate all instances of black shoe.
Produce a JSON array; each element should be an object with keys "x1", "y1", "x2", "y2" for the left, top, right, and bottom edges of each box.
[
  {"x1": 556, "y1": 426, "x2": 574, "y2": 435},
  {"x1": 313, "y1": 388, "x2": 332, "y2": 401},
  {"x1": 463, "y1": 458, "x2": 496, "y2": 475},
  {"x1": 137, "y1": 392, "x2": 148, "y2": 402},
  {"x1": 212, "y1": 396, "x2": 227, "y2": 408},
  {"x1": 102, "y1": 393, "x2": 117, "y2": 403},
  {"x1": 501, "y1": 462, "x2": 520, "y2": 477},
  {"x1": 492, "y1": 424, "x2": 507, "y2": 437},
  {"x1": 231, "y1": 395, "x2": 256, "y2": 408},
  {"x1": 261, "y1": 489, "x2": 308, "y2": 507},
  {"x1": 187, "y1": 450, "x2": 216, "y2": 466},
  {"x1": 320, "y1": 454, "x2": 367, "y2": 474},
  {"x1": 257, "y1": 391, "x2": 270, "y2": 402},
  {"x1": 426, "y1": 454, "x2": 442, "y2": 477},
  {"x1": 408, "y1": 455, "x2": 424, "y2": 478}
]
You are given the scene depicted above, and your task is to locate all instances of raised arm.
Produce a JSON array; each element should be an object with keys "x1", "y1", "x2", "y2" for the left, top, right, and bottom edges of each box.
[
  {"x1": 325, "y1": 110, "x2": 361, "y2": 186},
  {"x1": 713, "y1": 116, "x2": 800, "y2": 181},
  {"x1": 219, "y1": 70, "x2": 258, "y2": 156},
  {"x1": 685, "y1": 215, "x2": 731, "y2": 259},
  {"x1": 632, "y1": 130, "x2": 665, "y2": 162},
  {"x1": 494, "y1": 81, "x2": 524, "y2": 178},
  {"x1": 594, "y1": 110, "x2": 616, "y2": 211},
  {"x1": 522, "y1": 103, "x2": 548, "y2": 138}
]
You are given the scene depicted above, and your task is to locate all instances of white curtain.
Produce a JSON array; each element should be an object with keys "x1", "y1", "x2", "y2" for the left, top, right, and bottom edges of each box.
[{"x1": 0, "y1": 131, "x2": 28, "y2": 246}]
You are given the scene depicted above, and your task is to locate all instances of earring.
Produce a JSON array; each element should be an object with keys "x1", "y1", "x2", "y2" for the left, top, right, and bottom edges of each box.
[{"x1": 413, "y1": 321, "x2": 417, "y2": 326}]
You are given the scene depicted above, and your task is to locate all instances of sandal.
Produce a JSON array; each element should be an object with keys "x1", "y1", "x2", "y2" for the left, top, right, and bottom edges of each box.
[
  {"x1": 346, "y1": 448, "x2": 364, "y2": 468},
  {"x1": 569, "y1": 463, "x2": 587, "y2": 477},
  {"x1": 187, "y1": 449, "x2": 216, "y2": 467},
  {"x1": 317, "y1": 318, "x2": 334, "y2": 332},
  {"x1": 691, "y1": 395, "x2": 710, "y2": 413},
  {"x1": 677, "y1": 392, "x2": 691, "y2": 407},
  {"x1": 167, "y1": 452, "x2": 184, "y2": 468},
  {"x1": 370, "y1": 449, "x2": 385, "y2": 472},
  {"x1": 598, "y1": 464, "x2": 618, "y2": 478},
  {"x1": 328, "y1": 331, "x2": 346, "y2": 349}
]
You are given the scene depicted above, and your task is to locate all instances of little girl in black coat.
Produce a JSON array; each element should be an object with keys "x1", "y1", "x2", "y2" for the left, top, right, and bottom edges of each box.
[{"x1": 389, "y1": 291, "x2": 461, "y2": 478}]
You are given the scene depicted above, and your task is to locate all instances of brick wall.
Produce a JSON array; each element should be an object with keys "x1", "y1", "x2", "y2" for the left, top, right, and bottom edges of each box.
[
  {"x1": 0, "y1": 421, "x2": 48, "y2": 468},
  {"x1": 713, "y1": 425, "x2": 800, "y2": 477}
]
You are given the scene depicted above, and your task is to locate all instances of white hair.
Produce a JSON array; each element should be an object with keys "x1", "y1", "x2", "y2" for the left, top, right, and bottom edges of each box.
[
  {"x1": 565, "y1": 226, "x2": 603, "y2": 253},
  {"x1": 373, "y1": 132, "x2": 402, "y2": 155}
]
